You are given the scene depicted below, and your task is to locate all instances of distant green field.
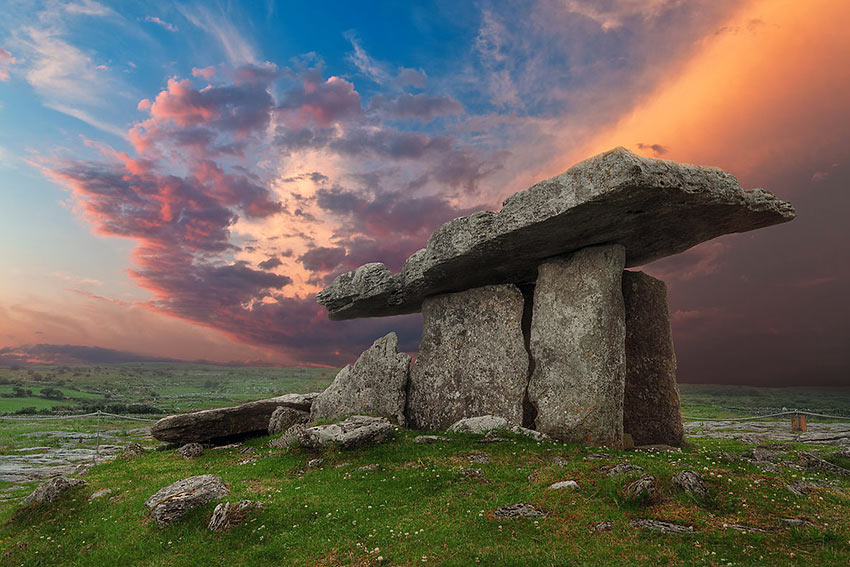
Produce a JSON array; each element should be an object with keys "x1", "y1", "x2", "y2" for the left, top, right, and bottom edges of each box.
[{"x1": 678, "y1": 384, "x2": 850, "y2": 420}]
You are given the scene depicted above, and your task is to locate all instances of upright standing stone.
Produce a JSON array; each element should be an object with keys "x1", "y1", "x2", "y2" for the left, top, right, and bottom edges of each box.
[
  {"x1": 527, "y1": 244, "x2": 626, "y2": 447},
  {"x1": 622, "y1": 271, "x2": 684, "y2": 446},
  {"x1": 406, "y1": 284, "x2": 529, "y2": 431},
  {"x1": 310, "y1": 332, "x2": 411, "y2": 425}
]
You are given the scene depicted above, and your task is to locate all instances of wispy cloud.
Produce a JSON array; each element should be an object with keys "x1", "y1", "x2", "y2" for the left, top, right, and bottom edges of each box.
[
  {"x1": 43, "y1": 102, "x2": 127, "y2": 138},
  {"x1": 143, "y1": 15, "x2": 178, "y2": 32},
  {"x1": 0, "y1": 48, "x2": 15, "y2": 81},
  {"x1": 179, "y1": 4, "x2": 257, "y2": 66}
]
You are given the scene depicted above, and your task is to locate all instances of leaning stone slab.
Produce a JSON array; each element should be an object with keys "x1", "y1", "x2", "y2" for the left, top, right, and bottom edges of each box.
[
  {"x1": 151, "y1": 393, "x2": 319, "y2": 444},
  {"x1": 145, "y1": 475, "x2": 228, "y2": 527},
  {"x1": 22, "y1": 476, "x2": 85, "y2": 507},
  {"x1": 318, "y1": 147, "x2": 795, "y2": 319},
  {"x1": 527, "y1": 245, "x2": 626, "y2": 447},
  {"x1": 299, "y1": 416, "x2": 394, "y2": 451},
  {"x1": 622, "y1": 270, "x2": 684, "y2": 446},
  {"x1": 406, "y1": 285, "x2": 529, "y2": 431},
  {"x1": 310, "y1": 332, "x2": 411, "y2": 425}
]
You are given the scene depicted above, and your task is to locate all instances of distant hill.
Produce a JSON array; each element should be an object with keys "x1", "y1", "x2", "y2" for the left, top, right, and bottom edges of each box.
[{"x1": 0, "y1": 344, "x2": 183, "y2": 366}]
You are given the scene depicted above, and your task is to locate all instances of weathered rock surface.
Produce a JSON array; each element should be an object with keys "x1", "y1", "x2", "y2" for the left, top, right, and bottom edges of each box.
[
  {"x1": 527, "y1": 245, "x2": 626, "y2": 447},
  {"x1": 624, "y1": 474, "x2": 657, "y2": 500},
  {"x1": 603, "y1": 463, "x2": 645, "y2": 478},
  {"x1": 145, "y1": 475, "x2": 228, "y2": 527},
  {"x1": 622, "y1": 270, "x2": 684, "y2": 446},
  {"x1": 208, "y1": 500, "x2": 262, "y2": 532},
  {"x1": 548, "y1": 480, "x2": 579, "y2": 490},
  {"x1": 494, "y1": 503, "x2": 547, "y2": 518},
  {"x1": 310, "y1": 332, "x2": 411, "y2": 425},
  {"x1": 89, "y1": 488, "x2": 112, "y2": 501},
  {"x1": 22, "y1": 476, "x2": 85, "y2": 507},
  {"x1": 414, "y1": 435, "x2": 452, "y2": 444},
  {"x1": 799, "y1": 452, "x2": 850, "y2": 476},
  {"x1": 178, "y1": 443, "x2": 204, "y2": 459},
  {"x1": 269, "y1": 424, "x2": 307, "y2": 450},
  {"x1": 407, "y1": 285, "x2": 529, "y2": 431},
  {"x1": 447, "y1": 415, "x2": 509, "y2": 434},
  {"x1": 672, "y1": 470, "x2": 708, "y2": 499},
  {"x1": 630, "y1": 519, "x2": 694, "y2": 533},
  {"x1": 318, "y1": 147, "x2": 795, "y2": 320},
  {"x1": 299, "y1": 416, "x2": 394, "y2": 451},
  {"x1": 151, "y1": 394, "x2": 319, "y2": 444},
  {"x1": 268, "y1": 406, "x2": 310, "y2": 435}
]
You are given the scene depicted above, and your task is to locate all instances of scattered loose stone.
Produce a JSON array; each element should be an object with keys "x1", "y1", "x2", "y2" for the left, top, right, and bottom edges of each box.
[
  {"x1": 299, "y1": 416, "x2": 394, "y2": 451},
  {"x1": 509, "y1": 426, "x2": 552, "y2": 442},
  {"x1": 88, "y1": 488, "x2": 112, "y2": 501},
  {"x1": 751, "y1": 446, "x2": 782, "y2": 462},
  {"x1": 414, "y1": 435, "x2": 452, "y2": 444},
  {"x1": 447, "y1": 415, "x2": 509, "y2": 434},
  {"x1": 528, "y1": 245, "x2": 626, "y2": 447},
  {"x1": 357, "y1": 464, "x2": 380, "y2": 472},
  {"x1": 307, "y1": 458, "x2": 324, "y2": 468},
  {"x1": 22, "y1": 476, "x2": 85, "y2": 507},
  {"x1": 464, "y1": 453, "x2": 492, "y2": 464},
  {"x1": 624, "y1": 474, "x2": 657, "y2": 500},
  {"x1": 269, "y1": 424, "x2": 307, "y2": 450},
  {"x1": 585, "y1": 453, "x2": 614, "y2": 460},
  {"x1": 268, "y1": 406, "x2": 310, "y2": 435},
  {"x1": 634, "y1": 444, "x2": 680, "y2": 453},
  {"x1": 552, "y1": 456, "x2": 571, "y2": 467},
  {"x1": 238, "y1": 446, "x2": 255, "y2": 454},
  {"x1": 479, "y1": 430, "x2": 511, "y2": 443},
  {"x1": 407, "y1": 285, "x2": 528, "y2": 431},
  {"x1": 759, "y1": 463, "x2": 782, "y2": 474},
  {"x1": 672, "y1": 470, "x2": 708, "y2": 499},
  {"x1": 603, "y1": 463, "x2": 645, "y2": 478},
  {"x1": 785, "y1": 481, "x2": 831, "y2": 497},
  {"x1": 840, "y1": 447, "x2": 850, "y2": 458},
  {"x1": 799, "y1": 452, "x2": 850, "y2": 476},
  {"x1": 317, "y1": 147, "x2": 795, "y2": 320},
  {"x1": 208, "y1": 500, "x2": 262, "y2": 532},
  {"x1": 594, "y1": 521, "x2": 613, "y2": 531},
  {"x1": 237, "y1": 458, "x2": 257, "y2": 466},
  {"x1": 459, "y1": 468, "x2": 484, "y2": 478},
  {"x1": 145, "y1": 475, "x2": 228, "y2": 527},
  {"x1": 121, "y1": 443, "x2": 145, "y2": 457},
  {"x1": 630, "y1": 519, "x2": 694, "y2": 533},
  {"x1": 335, "y1": 462, "x2": 352, "y2": 469},
  {"x1": 211, "y1": 442, "x2": 243, "y2": 451},
  {"x1": 310, "y1": 332, "x2": 411, "y2": 425},
  {"x1": 547, "y1": 480, "x2": 579, "y2": 491},
  {"x1": 494, "y1": 503, "x2": 546, "y2": 518},
  {"x1": 178, "y1": 443, "x2": 204, "y2": 459}
]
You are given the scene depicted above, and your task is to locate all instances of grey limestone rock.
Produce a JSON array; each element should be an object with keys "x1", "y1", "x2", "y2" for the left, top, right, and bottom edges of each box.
[
  {"x1": 527, "y1": 245, "x2": 626, "y2": 447},
  {"x1": 603, "y1": 463, "x2": 645, "y2": 478},
  {"x1": 547, "y1": 480, "x2": 579, "y2": 490},
  {"x1": 672, "y1": 470, "x2": 708, "y2": 499},
  {"x1": 407, "y1": 285, "x2": 529, "y2": 431},
  {"x1": 310, "y1": 332, "x2": 411, "y2": 425},
  {"x1": 299, "y1": 415, "x2": 394, "y2": 451},
  {"x1": 208, "y1": 500, "x2": 262, "y2": 532},
  {"x1": 630, "y1": 518, "x2": 694, "y2": 533},
  {"x1": 145, "y1": 475, "x2": 228, "y2": 527},
  {"x1": 178, "y1": 443, "x2": 204, "y2": 459},
  {"x1": 493, "y1": 503, "x2": 546, "y2": 518},
  {"x1": 151, "y1": 393, "x2": 319, "y2": 444},
  {"x1": 269, "y1": 423, "x2": 307, "y2": 450},
  {"x1": 318, "y1": 147, "x2": 795, "y2": 320},
  {"x1": 624, "y1": 474, "x2": 657, "y2": 500},
  {"x1": 622, "y1": 270, "x2": 684, "y2": 446},
  {"x1": 414, "y1": 435, "x2": 452, "y2": 444},
  {"x1": 447, "y1": 415, "x2": 510, "y2": 434},
  {"x1": 268, "y1": 406, "x2": 310, "y2": 435},
  {"x1": 22, "y1": 476, "x2": 85, "y2": 507}
]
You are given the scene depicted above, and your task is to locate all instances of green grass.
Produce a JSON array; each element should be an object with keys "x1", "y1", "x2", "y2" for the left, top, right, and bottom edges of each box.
[{"x1": 2, "y1": 431, "x2": 849, "y2": 566}]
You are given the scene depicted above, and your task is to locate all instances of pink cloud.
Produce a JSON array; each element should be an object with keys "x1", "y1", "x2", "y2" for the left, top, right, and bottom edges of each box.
[
  {"x1": 192, "y1": 66, "x2": 216, "y2": 80},
  {"x1": 0, "y1": 48, "x2": 16, "y2": 81}
]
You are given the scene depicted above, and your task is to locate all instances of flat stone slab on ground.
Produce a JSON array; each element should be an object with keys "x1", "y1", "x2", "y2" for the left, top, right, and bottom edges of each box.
[
  {"x1": 630, "y1": 518, "x2": 694, "y2": 533},
  {"x1": 151, "y1": 393, "x2": 319, "y2": 444},
  {"x1": 299, "y1": 416, "x2": 394, "y2": 451},
  {"x1": 447, "y1": 415, "x2": 509, "y2": 434},
  {"x1": 318, "y1": 147, "x2": 795, "y2": 319},
  {"x1": 494, "y1": 503, "x2": 547, "y2": 518}
]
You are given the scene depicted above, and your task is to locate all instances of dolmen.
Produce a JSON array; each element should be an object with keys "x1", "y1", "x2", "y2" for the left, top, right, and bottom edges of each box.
[{"x1": 316, "y1": 147, "x2": 795, "y2": 448}]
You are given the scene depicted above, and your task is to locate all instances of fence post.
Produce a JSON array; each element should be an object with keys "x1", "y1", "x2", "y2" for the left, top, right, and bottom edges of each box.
[
  {"x1": 94, "y1": 410, "x2": 101, "y2": 465},
  {"x1": 791, "y1": 413, "x2": 807, "y2": 432}
]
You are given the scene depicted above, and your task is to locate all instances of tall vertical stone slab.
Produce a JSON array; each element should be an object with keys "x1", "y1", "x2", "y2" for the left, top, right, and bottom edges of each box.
[
  {"x1": 527, "y1": 244, "x2": 626, "y2": 447},
  {"x1": 406, "y1": 284, "x2": 529, "y2": 431},
  {"x1": 311, "y1": 332, "x2": 411, "y2": 426},
  {"x1": 622, "y1": 271, "x2": 684, "y2": 446}
]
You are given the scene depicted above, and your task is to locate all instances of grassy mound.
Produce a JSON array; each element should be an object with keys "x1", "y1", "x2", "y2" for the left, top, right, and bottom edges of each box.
[{"x1": 2, "y1": 430, "x2": 849, "y2": 566}]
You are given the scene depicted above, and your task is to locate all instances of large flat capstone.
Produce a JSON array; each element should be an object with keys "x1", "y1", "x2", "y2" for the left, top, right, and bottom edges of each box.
[
  {"x1": 310, "y1": 332, "x2": 411, "y2": 425},
  {"x1": 151, "y1": 393, "x2": 319, "y2": 444},
  {"x1": 317, "y1": 147, "x2": 795, "y2": 320},
  {"x1": 622, "y1": 271, "x2": 684, "y2": 446},
  {"x1": 527, "y1": 245, "x2": 627, "y2": 447},
  {"x1": 406, "y1": 284, "x2": 529, "y2": 431}
]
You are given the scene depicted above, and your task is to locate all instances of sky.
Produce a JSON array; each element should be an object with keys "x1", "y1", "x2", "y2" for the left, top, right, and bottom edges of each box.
[{"x1": 0, "y1": 0, "x2": 847, "y2": 386}]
